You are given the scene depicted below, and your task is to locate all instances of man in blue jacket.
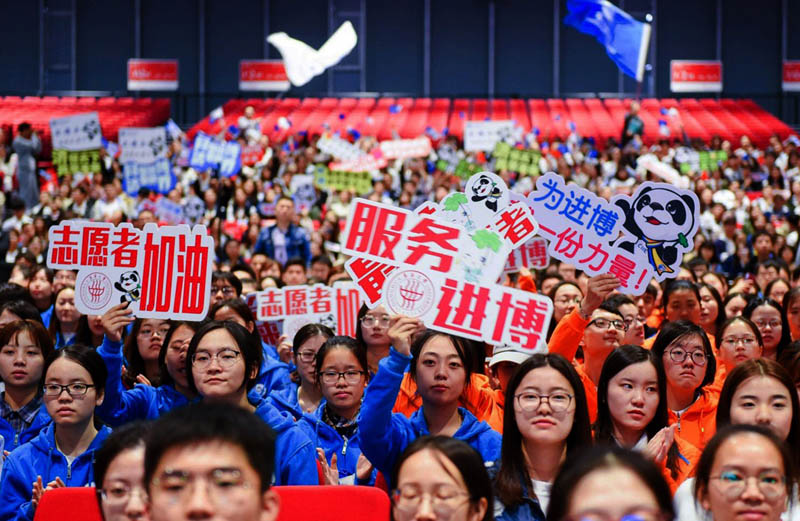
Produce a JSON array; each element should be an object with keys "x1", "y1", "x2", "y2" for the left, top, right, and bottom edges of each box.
[{"x1": 253, "y1": 196, "x2": 311, "y2": 267}]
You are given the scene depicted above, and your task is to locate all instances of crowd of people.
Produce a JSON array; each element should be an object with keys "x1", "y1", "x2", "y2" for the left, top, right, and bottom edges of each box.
[{"x1": 0, "y1": 106, "x2": 798, "y2": 521}]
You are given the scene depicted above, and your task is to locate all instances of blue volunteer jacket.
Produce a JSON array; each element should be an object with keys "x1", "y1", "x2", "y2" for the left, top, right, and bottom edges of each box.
[
  {"x1": 298, "y1": 401, "x2": 375, "y2": 485},
  {"x1": 486, "y1": 461, "x2": 547, "y2": 521},
  {"x1": 0, "y1": 406, "x2": 51, "y2": 453},
  {"x1": 252, "y1": 393, "x2": 319, "y2": 486},
  {"x1": 95, "y1": 337, "x2": 194, "y2": 426},
  {"x1": 0, "y1": 423, "x2": 112, "y2": 521},
  {"x1": 357, "y1": 348, "x2": 502, "y2": 485}
]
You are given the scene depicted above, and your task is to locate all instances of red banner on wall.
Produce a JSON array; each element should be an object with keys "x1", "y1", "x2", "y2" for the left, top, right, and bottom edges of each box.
[
  {"x1": 127, "y1": 59, "x2": 179, "y2": 91},
  {"x1": 783, "y1": 61, "x2": 800, "y2": 92},
  {"x1": 239, "y1": 60, "x2": 290, "y2": 92},
  {"x1": 670, "y1": 60, "x2": 722, "y2": 93}
]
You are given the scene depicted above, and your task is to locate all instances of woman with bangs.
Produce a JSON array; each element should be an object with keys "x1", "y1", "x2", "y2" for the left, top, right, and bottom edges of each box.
[
  {"x1": 491, "y1": 354, "x2": 592, "y2": 521},
  {"x1": 674, "y1": 358, "x2": 800, "y2": 521},
  {"x1": 650, "y1": 320, "x2": 719, "y2": 450},
  {"x1": 593, "y1": 345, "x2": 700, "y2": 493},
  {"x1": 712, "y1": 316, "x2": 764, "y2": 389},
  {"x1": 743, "y1": 297, "x2": 791, "y2": 361},
  {"x1": 299, "y1": 336, "x2": 375, "y2": 486},
  {"x1": 184, "y1": 320, "x2": 318, "y2": 485},
  {"x1": 0, "y1": 320, "x2": 54, "y2": 452},
  {"x1": 95, "y1": 303, "x2": 200, "y2": 426},
  {"x1": 358, "y1": 317, "x2": 502, "y2": 488},
  {"x1": 643, "y1": 281, "x2": 714, "y2": 352}
]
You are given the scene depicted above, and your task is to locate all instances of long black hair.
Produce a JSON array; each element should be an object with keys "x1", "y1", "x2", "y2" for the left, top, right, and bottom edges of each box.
[
  {"x1": 494, "y1": 353, "x2": 592, "y2": 507},
  {"x1": 594, "y1": 345, "x2": 681, "y2": 480},
  {"x1": 650, "y1": 320, "x2": 716, "y2": 393}
]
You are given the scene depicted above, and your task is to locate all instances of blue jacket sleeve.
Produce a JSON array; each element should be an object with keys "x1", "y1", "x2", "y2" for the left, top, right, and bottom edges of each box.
[
  {"x1": 0, "y1": 454, "x2": 35, "y2": 521},
  {"x1": 96, "y1": 336, "x2": 150, "y2": 426},
  {"x1": 357, "y1": 348, "x2": 415, "y2": 480},
  {"x1": 281, "y1": 430, "x2": 319, "y2": 486}
]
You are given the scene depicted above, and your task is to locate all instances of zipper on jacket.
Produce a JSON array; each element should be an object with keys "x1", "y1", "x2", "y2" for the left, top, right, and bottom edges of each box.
[
  {"x1": 341, "y1": 436, "x2": 348, "y2": 456},
  {"x1": 67, "y1": 461, "x2": 72, "y2": 480},
  {"x1": 14, "y1": 432, "x2": 19, "y2": 445}
]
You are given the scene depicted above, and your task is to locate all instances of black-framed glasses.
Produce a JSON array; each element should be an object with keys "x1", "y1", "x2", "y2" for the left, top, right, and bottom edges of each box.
[
  {"x1": 721, "y1": 336, "x2": 759, "y2": 348},
  {"x1": 710, "y1": 470, "x2": 786, "y2": 501},
  {"x1": 361, "y1": 315, "x2": 391, "y2": 328},
  {"x1": 191, "y1": 349, "x2": 241, "y2": 369},
  {"x1": 210, "y1": 286, "x2": 236, "y2": 297},
  {"x1": 514, "y1": 392, "x2": 574, "y2": 413},
  {"x1": 754, "y1": 319, "x2": 781, "y2": 329},
  {"x1": 588, "y1": 318, "x2": 627, "y2": 332},
  {"x1": 43, "y1": 383, "x2": 95, "y2": 397},
  {"x1": 666, "y1": 347, "x2": 707, "y2": 366},
  {"x1": 320, "y1": 370, "x2": 366, "y2": 385}
]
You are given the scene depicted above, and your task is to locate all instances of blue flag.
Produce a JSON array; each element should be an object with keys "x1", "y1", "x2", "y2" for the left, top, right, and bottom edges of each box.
[{"x1": 564, "y1": 0, "x2": 651, "y2": 82}]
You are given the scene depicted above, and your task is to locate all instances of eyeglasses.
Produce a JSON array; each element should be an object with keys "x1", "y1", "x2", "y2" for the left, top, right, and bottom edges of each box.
[
  {"x1": 754, "y1": 320, "x2": 781, "y2": 329},
  {"x1": 361, "y1": 315, "x2": 391, "y2": 328},
  {"x1": 297, "y1": 350, "x2": 317, "y2": 364},
  {"x1": 391, "y1": 485, "x2": 471, "y2": 517},
  {"x1": 710, "y1": 470, "x2": 786, "y2": 501},
  {"x1": 514, "y1": 392, "x2": 574, "y2": 413},
  {"x1": 589, "y1": 318, "x2": 628, "y2": 332},
  {"x1": 191, "y1": 349, "x2": 241, "y2": 369},
  {"x1": 43, "y1": 383, "x2": 95, "y2": 397},
  {"x1": 210, "y1": 286, "x2": 236, "y2": 297},
  {"x1": 151, "y1": 468, "x2": 251, "y2": 504},
  {"x1": 555, "y1": 296, "x2": 582, "y2": 305},
  {"x1": 320, "y1": 370, "x2": 366, "y2": 385},
  {"x1": 99, "y1": 484, "x2": 148, "y2": 506},
  {"x1": 721, "y1": 336, "x2": 759, "y2": 348},
  {"x1": 623, "y1": 316, "x2": 646, "y2": 328},
  {"x1": 666, "y1": 347, "x2": 707, "y2": 366},
  {"x1": 139, "y1": 326, "x2": 170, "y2": 338},
  {"x1": 561, "y1": 507, "x2": 669, "y2": 521}
]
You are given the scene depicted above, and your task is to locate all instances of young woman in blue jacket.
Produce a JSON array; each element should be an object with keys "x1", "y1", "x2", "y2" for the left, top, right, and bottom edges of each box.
[
  {"x1": 185, "y1": 319, "x2": 319, "y2": 486},
  {"x1": 270, "y1": 323, "x2": 334, "y2": 420},
  {"x1": 95, "y1": 303, "x2": 200, "y2": 426},
  {"x1": 0, "y1": 320, "x2": 54, "y2": 454},
  {"x1": 47, "y1": 287, "x2": 81, "y2": 351},
  {"x1": 0, "y1": 344, "x2": 112, "y2": 521},
  {"x1": 299, "y1": 335, "x2": 375, "y2": 485},
  {"x1": 358, "y1": 317, "x2": 502, "y2": 486},
  {"x1": 207, "y1": 298, "x2": 292, "y2": 399}
]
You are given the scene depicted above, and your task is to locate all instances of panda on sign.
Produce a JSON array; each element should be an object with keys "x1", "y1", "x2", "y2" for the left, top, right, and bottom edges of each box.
[{"x1": 613, "y1": 183, "x2": 699, "y2": 280}]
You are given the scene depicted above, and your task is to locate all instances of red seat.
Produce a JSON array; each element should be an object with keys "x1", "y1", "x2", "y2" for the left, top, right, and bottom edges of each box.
[
  {"x1": 33, "y1": 487, "x2": 102, "y2": 521},
  {"x1": 274, "y1": 486, "x2": 390, "y2": 521}
]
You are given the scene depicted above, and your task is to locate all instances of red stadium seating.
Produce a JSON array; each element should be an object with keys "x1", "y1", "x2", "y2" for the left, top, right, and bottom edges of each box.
[
  {"x1": 33, "y1": 487, "x2": 103, "y2": 521},
  {"x1": 0, "y1": 95, "x2": 170, "y2": 158},
  {"x1": 274, "y1": 486, "x2": 390, "y2": 521},
  {"x1": 177, "y1": 96, "x2": 794, "y2": 151}
]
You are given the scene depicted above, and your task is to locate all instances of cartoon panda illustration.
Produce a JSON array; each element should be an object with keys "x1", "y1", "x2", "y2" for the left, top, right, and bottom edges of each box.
[
  {"x1": 115, "y1": 271, "x2": 141, "y2": 303},
  {"x1": 614, "y1": 186, "x2": 697, "y2": 276},
  {"x1": 470, "y1": 174, "x2": 503, "y2": 213}
]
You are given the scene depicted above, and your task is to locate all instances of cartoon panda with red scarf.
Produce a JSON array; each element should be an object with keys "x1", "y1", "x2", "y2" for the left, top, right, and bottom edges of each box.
[{"x1": 612, "y1": 184, "x2": 699, "y2": 281}]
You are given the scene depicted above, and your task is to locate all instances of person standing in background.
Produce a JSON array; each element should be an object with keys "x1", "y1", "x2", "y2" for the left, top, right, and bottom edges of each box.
[
  {"x1": 11, "y1": 123, "x2": 40, "y2": 210},
  {"x1": 621, "y1": 101, "x2": 644, "y2": 148}
]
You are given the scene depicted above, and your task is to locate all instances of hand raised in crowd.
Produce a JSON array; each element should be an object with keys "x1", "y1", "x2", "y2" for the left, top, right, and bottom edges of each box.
[
  {"x1": 387, "y1": 315, "x2": 425, "y2": 357},
  {"x1": 643, "y1": 424, "x2": 677, "y2": 464},
  {"x1": 579, "y1": 273, "x2": 621, "y2": 318},
  {"x1": 355, "y1": 453, "x2": 374, "y2": 482},
  {"x1": 100, "y1": 302, "x2": 134, "y2": 343},
  {"x1": 276, "y1": 334, "x2": 293, "y2": 364}
]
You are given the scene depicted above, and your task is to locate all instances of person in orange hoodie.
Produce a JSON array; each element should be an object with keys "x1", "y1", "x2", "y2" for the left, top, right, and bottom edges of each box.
[
  {"x1": 642, "y1": 280, "x2": 717, "y2": 356},
  {"x1": 548, "y1": 273, "x2": 624, "y2": 423},
  {"x1": 593, "y1": 345, "x2": 700, "y2": 494},
  {"x1": 709, "y1": 316, "x2": 764, "y2": 392},
  {"x1": 650, "y1": 320, "x2": 719, "y2": 450}
]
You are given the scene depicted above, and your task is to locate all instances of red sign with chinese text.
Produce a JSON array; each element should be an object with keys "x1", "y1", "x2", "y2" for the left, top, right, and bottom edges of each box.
[
  {"x1": 239, "y1": 60, "x2": 290, "y2": 92},
  {"x1": 127, "y1": 59, "x2": 179, "y2": 91},
  {"x1": 670, "y1": 60, "x2": 722, "y2": 93}
]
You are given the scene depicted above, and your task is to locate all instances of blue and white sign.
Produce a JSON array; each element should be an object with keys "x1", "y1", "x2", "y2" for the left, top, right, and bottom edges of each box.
[
  {"x1": 122, "y1": 159, "x2": 176, "y2": 196},
  {"x1": 119, "y1": 127, "x2": 168, "y2": 163},
  {"x1": 189, "y1": 131, "x2": 241, "y2": 177},
  {"x1": 50, "y1": 112, "x2": 102, "y2": 151}
]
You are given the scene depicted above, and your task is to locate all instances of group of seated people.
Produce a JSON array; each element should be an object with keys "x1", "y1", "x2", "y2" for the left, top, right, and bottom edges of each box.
[{"x1": 0, "y1": 254, "x2": 798, "y2": 521}]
